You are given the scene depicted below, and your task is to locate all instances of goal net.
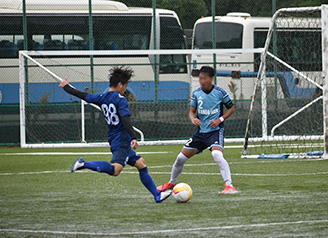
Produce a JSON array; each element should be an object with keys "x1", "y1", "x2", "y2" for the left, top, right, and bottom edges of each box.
[
  {"x1": 19, "y1": 49, "x2": 262, "y2": 148},
  {"x1": 243, "y1": 6, "x2": 328, "y2": 158}
]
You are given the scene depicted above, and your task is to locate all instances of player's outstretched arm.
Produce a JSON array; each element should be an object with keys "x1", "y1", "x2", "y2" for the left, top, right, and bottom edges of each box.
[
  {"x1": 189, "y1": 106, "x2": 202, "y2": 126},
  {"x1": 59, "y1": 78, "x2": 88, "y2": 100}
]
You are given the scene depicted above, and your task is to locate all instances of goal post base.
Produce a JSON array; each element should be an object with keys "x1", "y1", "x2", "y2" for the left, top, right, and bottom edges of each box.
[{"x1": 242, "y1": 153, "x2": 325, "y2": 159}]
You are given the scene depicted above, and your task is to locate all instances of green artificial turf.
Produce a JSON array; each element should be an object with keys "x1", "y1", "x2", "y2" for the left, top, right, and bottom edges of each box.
[{"x1": 0, "y1": 145, "x2": 327, "y2": 237}]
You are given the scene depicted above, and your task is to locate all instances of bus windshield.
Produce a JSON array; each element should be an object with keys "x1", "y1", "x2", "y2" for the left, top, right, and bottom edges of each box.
[{"x1": 194, "y1": 22, "x2": 243, "y2": 49}]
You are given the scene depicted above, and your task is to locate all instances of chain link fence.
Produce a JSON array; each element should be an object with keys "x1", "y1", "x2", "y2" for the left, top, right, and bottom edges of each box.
[{"x1": 1, "y1": 0, "x2": 327, "y2": 145}]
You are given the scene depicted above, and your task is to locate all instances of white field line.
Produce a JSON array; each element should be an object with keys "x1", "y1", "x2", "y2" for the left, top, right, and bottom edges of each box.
[
  {"x1": 0, "y1": 151, "x2": 171, "y2": 156},
  {"x1": 1, "y1": 219, "x2": 327, "y2": 236},
  {"x1": 1, "y1": 152, "x2": 325, "y2": 165},
  {"x1": 137, "y1": 157, "x2": 328, "y2": 169},
  {"x1": 122, "y1": 171, "x2": 328, "y2": 176},
  {"x1": 0, "y1": 170, "x2": 327, "y2": 177},
  {"x1": 0, "y1": 171, "x2": 70, "y2": 176},
  {"x1": 228, "y1": 143, "x2": 324, "y2": 149},
  {"x1": 122, "y1": 157, "x2": 328, "y2": 170}
]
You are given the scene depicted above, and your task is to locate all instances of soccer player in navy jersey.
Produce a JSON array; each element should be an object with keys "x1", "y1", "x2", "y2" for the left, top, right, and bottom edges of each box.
[
  {"x1": 157, "y1": 66, "x2": 237, "y2": 194},
  {"x1": 59, "y1": 67, "x2": 171, "y2": 203}
]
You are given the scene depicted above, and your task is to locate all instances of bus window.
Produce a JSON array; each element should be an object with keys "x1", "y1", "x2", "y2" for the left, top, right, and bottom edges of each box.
[
  {"x1": 254, "y1": 28, "x2": 268, "y2": 71},
  {"x1": 28, "y1": 16, "x2": 88, "y2": 51},
  {"x1": 94, "y1": 16, "x2": 151, "y2": 50},
  {"x1": 31, "y1": 34, "x2": 88, "y2": 50},
  {"x1": 254, "y1": 28, "x2": 267, "y2": 49},
  {"x1": 159, "y1": 17, "x2": 187, "y2": 74},
  {"x1": 276, "y1": 30, "x2": 322, "y2": 71},
  {"x1": 254, "y1": 28, "x2": 322, "y2": 72},
  {"x1": 194, "y1": 22, "x2": 243, "y2": 49},
  {"x1": 0, "y1": 16, "x2": 22, "y2": 58}
]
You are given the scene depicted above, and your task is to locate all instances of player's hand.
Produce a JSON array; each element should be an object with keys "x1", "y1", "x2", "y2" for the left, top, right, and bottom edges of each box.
[
  {"x1": 210, "y1": 119, "x2": 221, "y2": 128},
  {"x1": 59, "y1": 77, "x2": 69, "y2": 88},
  {"x1": 131, "y1": 139, "x2": 138, "y2": 150},
  {"x1": 192, "y1": 118, "x2": 202, "y2": 126}
]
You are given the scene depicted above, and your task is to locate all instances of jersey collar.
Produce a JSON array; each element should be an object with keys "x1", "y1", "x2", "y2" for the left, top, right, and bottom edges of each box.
[{"x1": 201, "y1": 85, "x2": 214, "y2": 94}]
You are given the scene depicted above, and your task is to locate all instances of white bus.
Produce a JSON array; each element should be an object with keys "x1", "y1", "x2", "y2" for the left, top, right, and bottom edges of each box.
[
  {"x1": 0, "y1": 0, "x2": 189, "y2": 104},
  {"x1": 191, "y1": 12, "x2": 322, "y2": 99}
]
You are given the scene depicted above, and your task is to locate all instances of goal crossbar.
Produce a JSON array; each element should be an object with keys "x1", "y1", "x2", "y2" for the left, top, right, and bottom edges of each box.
[{"x1": 20, "y1": 48, "x2": 265, "y2": 57}]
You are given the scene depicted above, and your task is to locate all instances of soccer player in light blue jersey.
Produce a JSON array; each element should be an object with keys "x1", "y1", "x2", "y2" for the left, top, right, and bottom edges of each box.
[
  {"x1": 59, "y1": 67, "x2": 171, "y2": 203},
  {"x1": 157, "y1": 66, "x2": 237, "y2": 194}
]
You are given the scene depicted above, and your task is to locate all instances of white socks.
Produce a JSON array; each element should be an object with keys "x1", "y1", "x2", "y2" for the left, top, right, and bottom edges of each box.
[
  {"x1": 169, "y1": 152, "x2": 189, "y2": 184},
  {"x1": 169, "y1": 150, "x2": 232, "y2": 187},
  {"x1": 212, "y1": 150, "x2": 233, "y2": 186}
]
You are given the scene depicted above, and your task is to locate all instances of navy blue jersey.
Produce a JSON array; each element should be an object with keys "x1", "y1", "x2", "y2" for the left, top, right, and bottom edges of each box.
[{"x1": 85, "y1": 91, "x2": 130, "y2": 138}]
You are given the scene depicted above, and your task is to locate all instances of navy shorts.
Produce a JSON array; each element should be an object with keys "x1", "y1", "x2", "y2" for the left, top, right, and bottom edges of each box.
[
  {"x1": 109, "y1": 131, "x2": 141, "y2": 167},
  {"x1": 184, "y1": 128, "x2": 225, "y2": 152}
]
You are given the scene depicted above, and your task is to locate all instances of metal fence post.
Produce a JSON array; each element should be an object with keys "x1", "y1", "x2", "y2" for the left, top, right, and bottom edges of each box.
[
  {"x1": 153, "y1": 0, "x2": 159, "y2": 102},
  {"x1": 22, "y1": 0, "x2": 29, "y2": 103},
  {"x1": 89, "y1": 0, "x2": 94, "y2": 93},
  {"x1": 272, "y1": 0, "x2": 278, "y2": 99},
  {"x1": 211, "y1": 0, "x2": 217, "y2": 84}
]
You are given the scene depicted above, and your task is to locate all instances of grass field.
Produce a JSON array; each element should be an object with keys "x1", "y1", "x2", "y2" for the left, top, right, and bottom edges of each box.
[{"x1": 0, "y1": 144, "x2": 327, "y2": 237}]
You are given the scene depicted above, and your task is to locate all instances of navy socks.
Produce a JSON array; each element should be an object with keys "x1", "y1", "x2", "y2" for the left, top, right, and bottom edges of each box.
[
  {"x1": 82, "y1": 162, "x2": 160, "y2": 197},
  {"x1": 83, "y1": 161, "x2": 115, "y2": 175},
  {"x1": 139, "y1": 167, "x2": 160, "y2": 197}
]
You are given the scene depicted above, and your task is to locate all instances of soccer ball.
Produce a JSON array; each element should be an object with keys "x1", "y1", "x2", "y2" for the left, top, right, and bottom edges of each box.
[{"x1": 172, "y1": 183, "x2": 192, "y2": 203}]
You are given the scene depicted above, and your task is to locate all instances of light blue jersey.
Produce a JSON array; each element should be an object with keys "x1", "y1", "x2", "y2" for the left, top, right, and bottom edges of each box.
[{"x1": 190, "y1": 85, "x2": 231, "y2": 133}]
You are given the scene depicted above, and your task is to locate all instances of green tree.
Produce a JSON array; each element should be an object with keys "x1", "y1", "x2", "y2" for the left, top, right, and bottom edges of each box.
[
  {"x1": 119, "y1": 0, "x2": 328, "y2": 29},
  {"x1": 158, "y1": 0, "x2": 208, "y2": 28},
  {"x1": 119, "y1": 0, "x2": 152, "y2": 7},
  {"x1": 203, "y1": 0, "x2": 271, "y2": 17},
  {"x1": 203, "y1": 0, "x2": 328, "y2": 18}
]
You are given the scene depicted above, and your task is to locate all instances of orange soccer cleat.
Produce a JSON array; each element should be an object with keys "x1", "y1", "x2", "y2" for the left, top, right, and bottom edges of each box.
[
  {"x1": 220, "y1": 184, "x2": 237, "y2": 194},
  {"x1": 157, "y1": 182, "x2": 176, "y2": 192}
]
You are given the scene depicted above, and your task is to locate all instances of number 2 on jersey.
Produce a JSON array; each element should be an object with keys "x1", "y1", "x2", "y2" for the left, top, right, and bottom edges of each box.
[
  {"x1": 198, "y1": 99, "x2": 203, "y2": 109},
  {"x1": 101, "y1": 103, "x2": 120, "y2": 125}
]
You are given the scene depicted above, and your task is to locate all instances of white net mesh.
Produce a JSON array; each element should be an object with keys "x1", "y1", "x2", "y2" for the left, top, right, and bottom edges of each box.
[
  {"x1": 243, "y1": 7, "x2": 324, "y2": 158},
  {"x1": 19, "y1": 49, "x2": 264, "y2": 148}
]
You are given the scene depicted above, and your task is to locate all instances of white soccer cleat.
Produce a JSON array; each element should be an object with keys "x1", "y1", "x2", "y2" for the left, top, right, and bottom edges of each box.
[
  {"x1": 71, "y1": 157, "x2": 85, "y2": 172},
  {"x1": 155, "y1": 189, "x2": 172, "y2": 203}
]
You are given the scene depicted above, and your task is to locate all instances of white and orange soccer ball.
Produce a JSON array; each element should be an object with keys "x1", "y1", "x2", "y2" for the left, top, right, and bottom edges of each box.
[{"x1": 172, "y1": 183, "x2": 192, "y2": 203}]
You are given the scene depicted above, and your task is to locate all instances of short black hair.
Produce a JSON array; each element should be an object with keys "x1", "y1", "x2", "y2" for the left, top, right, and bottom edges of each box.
[
  {"x1": 199, "y1": 66, "x2": 216, "y2": 77},
  {"x1": 109, "y1": 66, "x2": 134, "y2": 87}
]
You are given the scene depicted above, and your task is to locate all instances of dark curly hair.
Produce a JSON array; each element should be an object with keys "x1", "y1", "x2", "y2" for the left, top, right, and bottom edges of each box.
[
  {"x1": 109, "y1": 66, "x2": 134, "y2": 87},
  {"x1": 200, "y1": 66, "x2": 216, "y2": 77}
]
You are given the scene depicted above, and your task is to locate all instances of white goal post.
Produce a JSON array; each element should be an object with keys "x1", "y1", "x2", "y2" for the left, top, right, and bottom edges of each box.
[
  {"x1": 243, "y1": 5, "x2": 328, "y2": 158},
  {"x1": 322, "y1": 5, "x2": 328, "y2": 159}
]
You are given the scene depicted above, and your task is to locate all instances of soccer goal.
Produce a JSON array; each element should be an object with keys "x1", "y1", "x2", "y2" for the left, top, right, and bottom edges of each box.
[
  {"x1": 19, "y1": 48, "x2": 264, "y2": 148},
  {"x1": 243, "y1": 5, "x2": 328, "y2": 159}
]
